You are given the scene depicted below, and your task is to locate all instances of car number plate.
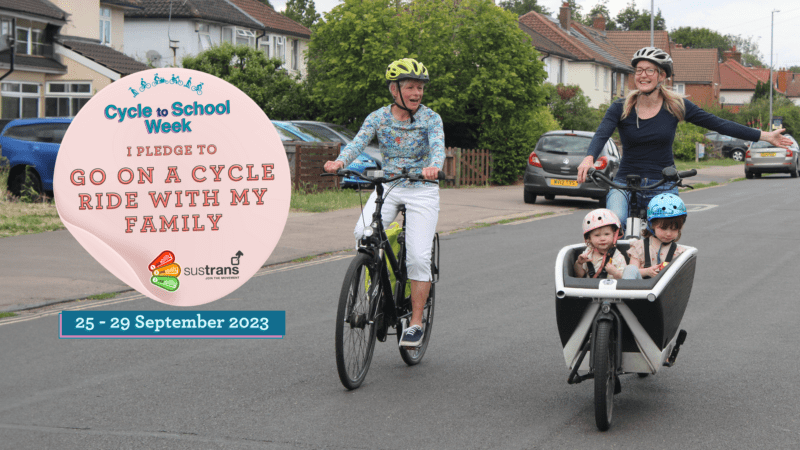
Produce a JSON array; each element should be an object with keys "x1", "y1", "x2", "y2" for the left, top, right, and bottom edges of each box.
[
  {"x1": 550, "y1": 179, "x2": 578, "y2": 187},
  {"x1": 760, "y1": 152, "x2": 776, "y2": 157}
]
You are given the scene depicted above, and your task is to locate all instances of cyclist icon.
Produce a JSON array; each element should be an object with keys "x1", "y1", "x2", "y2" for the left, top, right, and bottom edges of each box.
[
  {"x1": 184, "y1": 77, "x2": 193, "y2": 90},
  {"x1": 138, "y1": 78, "x2": 152, "y2": 92},
  {"x1": 129, "y1": 87, "x2": 138, "y2": 98},
  {"x1": 191, "y1": 82, "x2": 203, "y2": 95},
  {"x1": 153, "y1": 73, "x2": 166, "y2": 85},
  {"x1": 170, "y1": 74, "x2": 183, "y2": 86}
]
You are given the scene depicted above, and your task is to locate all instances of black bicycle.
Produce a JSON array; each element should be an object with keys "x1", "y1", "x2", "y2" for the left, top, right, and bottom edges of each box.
[{"x1": 325, "y1": 168, "x2": 442, "y2": 390}]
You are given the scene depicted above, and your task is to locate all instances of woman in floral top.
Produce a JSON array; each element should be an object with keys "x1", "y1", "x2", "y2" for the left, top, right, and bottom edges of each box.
[{"x1": 324, "y1": 58, "x2": 444, "y2": 348}]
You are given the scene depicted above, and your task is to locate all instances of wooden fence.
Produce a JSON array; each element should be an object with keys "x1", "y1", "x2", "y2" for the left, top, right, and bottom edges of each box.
[
  {"x1": 290, "y1": 142, "x2": 342, "y2": 192},
  {"x1": 444, "y1": 147, "x2": 493, "y2": 187}
]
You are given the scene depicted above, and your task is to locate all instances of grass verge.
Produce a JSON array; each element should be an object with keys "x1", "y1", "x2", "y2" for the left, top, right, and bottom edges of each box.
[
  {"x1": 291, "y1": 188, "x2": 371, "y2": 213},
  {"x1": 87, "y1": 292, "x2": 118, "y2": 300},
  {"x1": 0, "y1": 312, "x2": 17, "y2": 319},
  {"x1": 0, "y1": 196, "x2": 63, "y2": 238},
  {"x1": 675, "y1": 159, "x2": 742, "y2": 171}
]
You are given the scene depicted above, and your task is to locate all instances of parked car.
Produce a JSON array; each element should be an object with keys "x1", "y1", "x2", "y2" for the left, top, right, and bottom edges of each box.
[
  {"x1": 523, "y1": 130, "x2": 620, "y2": 206},
  {"x1": 744, "y1": 135, "x2": 800, "y2": 179},
  {"x1": 704, "y1": 132, "x2": 750, "y2": 161},
  {"x1": 289, "y1": 120, "x2": 381, "y2": 188},
  {"x1": 1, "y1": 117, "x2": 72, "y2": 196}
]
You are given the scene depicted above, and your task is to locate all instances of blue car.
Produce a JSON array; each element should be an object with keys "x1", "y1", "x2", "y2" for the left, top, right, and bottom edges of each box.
[
  {"x1": 283, "y1": 120, "x2": 381, "y2": 188},
  {"x1": 1, "y1": 117, "x2": 72, "y2": 196}
]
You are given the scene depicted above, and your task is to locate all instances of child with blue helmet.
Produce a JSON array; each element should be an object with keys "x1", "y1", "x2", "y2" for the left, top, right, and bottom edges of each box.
[{"x1": 624, "y1": 193, "x2": 688, "y2": 279}]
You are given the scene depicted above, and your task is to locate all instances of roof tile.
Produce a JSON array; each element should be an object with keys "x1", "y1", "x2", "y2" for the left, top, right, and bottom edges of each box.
[
  {"x1": 124, "y1": 0, "x2": 260, "y2": 30},
  {"x1": 59, "y1": 38, "x2": 149, "y2": 76},
  {"x1": 672, "y1": 48, "x2": 717, "y2": 83},
  {"x1": 228, "y1": 0, "x2": 310, "y2": 38},
  {"x1": 0, "y1": 0, "x2": 67, "y2": 21}
]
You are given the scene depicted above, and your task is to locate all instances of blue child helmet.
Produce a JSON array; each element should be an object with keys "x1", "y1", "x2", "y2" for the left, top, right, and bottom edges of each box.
[{"x1": 647, "y1": 193, "x2": 687, "y2": 228}]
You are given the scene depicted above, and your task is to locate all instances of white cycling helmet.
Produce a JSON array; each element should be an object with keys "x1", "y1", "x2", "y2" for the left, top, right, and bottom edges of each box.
[
  {"x1": 582, "y1": 208, "x2": 621, "y2": 237},
  {"x1": 632, "y1": 47, "x2": 673, "y2": 78}
]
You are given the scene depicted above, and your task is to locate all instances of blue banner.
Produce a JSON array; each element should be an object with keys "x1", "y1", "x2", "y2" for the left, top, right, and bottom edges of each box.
[{"x1": 60, "y1": 311, "x2": 285, "y2": 339}]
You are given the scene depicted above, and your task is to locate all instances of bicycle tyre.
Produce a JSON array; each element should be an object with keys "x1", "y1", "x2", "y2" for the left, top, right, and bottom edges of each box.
[
  {"x1": 593, "y1": 320, "x2": 615, "y2": 431},
  {"x1": 335, "y1": 253, "x2": 380, "y2": 390},
  {"x1": 397, "y1": 284, "x2": 435, "y2": 365}
]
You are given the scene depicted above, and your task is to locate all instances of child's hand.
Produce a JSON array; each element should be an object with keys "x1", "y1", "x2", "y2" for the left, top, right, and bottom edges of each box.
[
  {"x1": 642, "y1": 266, "x2": 660, "y2": 278},
  {"x1": 605, "y1": 262, "x2": 622, "y2": 279},
  {"x1": 576, "y1": 253, "x2": 591, "y2": 265}
]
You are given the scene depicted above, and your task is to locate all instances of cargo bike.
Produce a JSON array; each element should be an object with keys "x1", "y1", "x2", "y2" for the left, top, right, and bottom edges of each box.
[{"x1": 554, "y1": 167, "x2": 698, "y2": 430}]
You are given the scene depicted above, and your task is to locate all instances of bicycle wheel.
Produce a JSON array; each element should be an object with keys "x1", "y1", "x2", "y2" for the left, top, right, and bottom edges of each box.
[
  {"x1": 335, "y1": 253, "x2": 380, "y2": 390},
  {"x1": 397, "y1": 284, "x2": 435, "y2": 365},
  {"x1": 593, "y1": 320, "x2": 616, "y2": 431}
]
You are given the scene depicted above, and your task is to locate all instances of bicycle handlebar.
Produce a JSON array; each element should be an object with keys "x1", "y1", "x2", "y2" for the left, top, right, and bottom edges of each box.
[
  {"x1": 322, "y1": 168, "x2": 445, "y2": 184},
  {"x1": 588, "y1": 166, "x2": 697, "y2": 192}
]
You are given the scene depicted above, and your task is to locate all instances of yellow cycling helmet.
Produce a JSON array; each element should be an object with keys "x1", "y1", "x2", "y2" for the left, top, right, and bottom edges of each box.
[{"x1": 385, "y1": 58, "x2": 429, "y2": 83}]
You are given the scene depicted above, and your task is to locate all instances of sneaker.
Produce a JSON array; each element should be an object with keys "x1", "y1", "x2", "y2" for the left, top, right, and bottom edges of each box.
[{"x1": 398, "y1": 325, "x2": 423, "y2": 348}]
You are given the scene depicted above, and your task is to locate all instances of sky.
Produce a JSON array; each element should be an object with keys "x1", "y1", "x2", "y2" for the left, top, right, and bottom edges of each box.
[{"x1": 271, "y1": 0, "x2": 800, "y2": 69}]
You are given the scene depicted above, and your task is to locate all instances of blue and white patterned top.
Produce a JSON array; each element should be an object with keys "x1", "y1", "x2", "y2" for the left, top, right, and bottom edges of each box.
[{"x1": 336, "y1": 105, "x2": 445, "y2": 188}]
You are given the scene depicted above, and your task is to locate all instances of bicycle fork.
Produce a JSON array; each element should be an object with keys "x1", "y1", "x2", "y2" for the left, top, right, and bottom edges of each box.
[{"x1": 567, "y1": 301, "x2": 622, "y2": 385}]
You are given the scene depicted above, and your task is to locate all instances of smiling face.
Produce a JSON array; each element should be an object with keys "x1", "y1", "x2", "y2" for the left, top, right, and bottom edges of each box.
[
  {"x1": 587, "y1": 225, "x2": 617, "y2": 252},
  {"x1": 634, "y1": 61, "x2": 666, "y2": 94},
  {"x1": 392, "y1": 79, "x2": 425, "y2": 112}
]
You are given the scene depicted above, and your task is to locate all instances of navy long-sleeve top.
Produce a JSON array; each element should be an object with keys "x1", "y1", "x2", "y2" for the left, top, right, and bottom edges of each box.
[{"x1": 586, "y1": 98, "x2": 762, "y2": 179}]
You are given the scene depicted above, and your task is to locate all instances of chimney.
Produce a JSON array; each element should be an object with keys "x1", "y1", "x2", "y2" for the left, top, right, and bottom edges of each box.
[
  {"x1": 559, "y1": 1, "x2": 571, "y2": 31},
  {"x1": 777, "y1": 69, "x2": 789, "y2": 93},
  {"x1": 592, "y1": 13, "x2": 606, "y2": 31},
  {"x1": 722, "y1": 46, "x2": 741, "y2": 64},
  {"x1": 674, "y1": 43, "x2": 683, "y2": 49}
]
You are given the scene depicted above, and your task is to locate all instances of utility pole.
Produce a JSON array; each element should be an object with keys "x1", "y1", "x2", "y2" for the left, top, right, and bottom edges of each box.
[
  {"x1": 650, "y1": 0, "x2": 654, "y2": 47},
  {"x1": 770, "y1": 9, "x2": 779, "y2": 131}
]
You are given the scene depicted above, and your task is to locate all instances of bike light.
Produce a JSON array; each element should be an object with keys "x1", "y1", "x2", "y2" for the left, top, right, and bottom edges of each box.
[
  {"x1": 362, "y1": 227, "x2": 374, "y2": 237},
  {"x1": 528, "y1": 151, "x2": 542, "y2": 168},
  {"x1": 601, "y1": 304, "x2": 610, "y2": 313},
  {"x1": 647, "y1": 293, "x2": 656, "y2": 302},
  {"x1": 593, "y1": 156, "x2": 608, "y2": 171}
]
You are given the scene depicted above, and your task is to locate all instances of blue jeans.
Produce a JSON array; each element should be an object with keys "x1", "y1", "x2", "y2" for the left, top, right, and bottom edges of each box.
[{"x1": 606, "y1": 176, "x2": 679, "y2": 234}]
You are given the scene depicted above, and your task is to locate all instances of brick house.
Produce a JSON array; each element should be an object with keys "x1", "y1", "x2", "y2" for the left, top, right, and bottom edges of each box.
[
  {"x1": 0, "y1": 0, "x2": 148, "y2": 120},
  {"x1": 670, "y1": 46, "x2": 720, "y2": 108},
  {"x1": 519, "y1": 4, "x2": 632, "y2": 107},
  {"x1": 605, "y1": 30, "x2": 671, "y2": 92},
  {"x1": 719, "y1": 48, "x2": 770, "y2": 112},
  {"x1": 123, "y1": 0, "x2": 311, "y2": 77}
]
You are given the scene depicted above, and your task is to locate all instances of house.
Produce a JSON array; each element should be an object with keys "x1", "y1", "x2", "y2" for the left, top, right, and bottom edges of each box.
[
  {"x1": 123, "y1": 0, "x2": 311, "y2": 77},
  {"x1": 519, "y1": 3, "x2": 632, "y2": 107},
  {"x1": 719, "y1": 47, "x2": 769, "y2": 111},
  {"x1": 0, "y1": 0, "x2": 148, "y2": 120},
  {"x1": 777, "y1": 69, "x2": 800, "y2": 107},
  {"x1": 670, "y1": 46, "x2": 720, "y2": 108}
]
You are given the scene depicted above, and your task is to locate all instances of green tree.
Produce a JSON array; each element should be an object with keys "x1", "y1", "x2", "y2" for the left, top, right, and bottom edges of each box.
[
  {"x1": 725, "y1": 34, "x2": 764, "y2": 67},
  {"x1": 564, "y1": 0, "x2": 583, "y2": 21},
  {"x1": 752, "y1": 80, "x2": 782, "y2": 102},
  {"x1": 789, "y1": 66, "x2": 800, "y2": 73},
  {"x1": 615, "y1": 1, "x2": 639, "y2": 31},
  {"x1": 498, "y1": 0, "x2": 550, "y2": 16},
  {"x1": 255, "y1": 0, "x2": 273, "y2": 8},
  {"x1": 307, "y1": 0, "x2": 548, "y2": 184},
  {"x1": 181, "y1": 43, "x2": 316, "y2": 120},
  {"x1": 628, "y1": 9, "x2": 665, "y2": 31},
  {"x1": 282, "y1": 0, "x2": 321, "y2": 28},
  {"x1": 581, "y1": 1, "x2": 618, "y2": 30},
  {"x1": 544, "y1": 83, "x2": 602, "y2": 131}
]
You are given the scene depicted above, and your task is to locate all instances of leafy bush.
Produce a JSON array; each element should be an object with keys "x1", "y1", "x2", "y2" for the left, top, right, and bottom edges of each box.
[
  {"x1": 182, "y1": 43, "x2": 318, "y2": 120},
  {"x1": 673, "y1": 122, "x2": 710, "y2": 161},
  {"x1": 544, "y1": 83, "x2": 604, "y2": 131}
]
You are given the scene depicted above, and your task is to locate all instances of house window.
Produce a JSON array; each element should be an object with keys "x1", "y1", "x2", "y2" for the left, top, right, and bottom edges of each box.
[
  {"x1": 1, "y1": 82, "x2": 40, "y2": 119},
  {"x1": 1, "y1": 19, "x2": 10, "y2": 40},
  {"x1": 603, "y1": 68, "x2": 609, "y2": 92},
  {"x1": 222, "y1": 27, "x2": 256, "y2": 47},
  {"x1": 274, "y1": 36, "x2": 285, "y2": 64},
  {"x1": 259, "y1": 35, "x2": 271, "y2": 58},
  {"x1": 197, "y1": 23, "x2": 212, "y2": 51},
  {"x1": 674, "y1": 83, "x2": 685, "y2": 95},
  {"x1": 15, "y1": 27, "x2": 45, "y2": 56},
  {"x1": 45, "y1": 82, "x2": 92, "y2": 117},
  {"x1": 99, "y1": 8, "x2": 111, "y2": 45},
  {"x1": 594, "y1": 66, "x2": 599, "y2": 90},
  {"x1": 291, "y1": 39, "x2": 299, "y2": 70}
]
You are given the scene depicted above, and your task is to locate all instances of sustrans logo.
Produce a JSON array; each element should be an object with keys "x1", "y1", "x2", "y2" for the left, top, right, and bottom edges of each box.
[
  {"x1": 183, "y1": 251, "x2": 242, "y2": 279},
  {"x1": 150, "y1": 250, "x2": 180, "y2": 292}
]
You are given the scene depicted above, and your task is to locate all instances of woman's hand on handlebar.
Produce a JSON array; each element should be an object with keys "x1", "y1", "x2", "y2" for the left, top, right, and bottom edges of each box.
[
  {"x1": 421, "y1": 166, "x2": 440, "y2": 180},
  {"x1": 576, "y1": 156, "x2": 594, "y2": 184},
  {"x1": 324, "y1": 160, "x2": 345, "y2": 173}
]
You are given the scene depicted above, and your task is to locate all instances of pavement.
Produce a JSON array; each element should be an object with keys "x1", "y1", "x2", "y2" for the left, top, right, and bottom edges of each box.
[{"x1": 0, "y1": 164, "x2": 743, "y2": 312}]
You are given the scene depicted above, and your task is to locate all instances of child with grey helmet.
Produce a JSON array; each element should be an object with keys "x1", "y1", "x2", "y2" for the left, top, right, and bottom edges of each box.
[{"x1": 623, "y1": 193, "x2": 688, "y2": 279}]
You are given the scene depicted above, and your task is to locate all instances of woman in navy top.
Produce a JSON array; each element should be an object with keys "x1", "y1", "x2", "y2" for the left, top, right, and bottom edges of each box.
[{"x1": 577, "y1": 47, "x2": 791, "y2": 232}]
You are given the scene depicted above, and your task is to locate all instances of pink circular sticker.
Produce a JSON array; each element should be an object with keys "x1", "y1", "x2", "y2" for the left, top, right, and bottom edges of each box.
[{"x1": 54, "y1": 68, "x2": 290, "y2": 306}]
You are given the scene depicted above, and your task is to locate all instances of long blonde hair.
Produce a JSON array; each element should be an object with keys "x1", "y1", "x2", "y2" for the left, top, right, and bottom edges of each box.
[{"x1": 621, "y1": 82, "x2": 686, "y2": 122}]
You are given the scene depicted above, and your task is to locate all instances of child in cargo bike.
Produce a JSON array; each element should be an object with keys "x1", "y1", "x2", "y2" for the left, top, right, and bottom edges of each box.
[
  {"x1": 624, "y1": 193, "x2": 689, "y2": 279},
  {"x1": 573, "y1": 209, "x2": 627, "y2": 279}
]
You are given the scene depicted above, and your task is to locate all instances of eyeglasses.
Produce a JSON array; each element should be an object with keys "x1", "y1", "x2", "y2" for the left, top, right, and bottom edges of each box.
[{"x1": 635, "y1": 68, "x2": 658, "y2": 76}]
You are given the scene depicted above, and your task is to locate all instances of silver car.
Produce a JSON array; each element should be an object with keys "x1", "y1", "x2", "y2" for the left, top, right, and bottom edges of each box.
[
  {"x1": 744, "y1": 135, "x2": 800, "y2": 179},
  {"x1": 523, "y1": 130, "x2": 620, "y2": 205}
]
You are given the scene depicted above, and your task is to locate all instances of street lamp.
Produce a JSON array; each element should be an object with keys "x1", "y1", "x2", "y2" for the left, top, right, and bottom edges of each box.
[{"x1": 770, "y1": 9, "x2": 779, "y2": 131}]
